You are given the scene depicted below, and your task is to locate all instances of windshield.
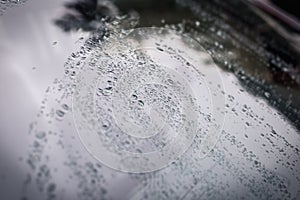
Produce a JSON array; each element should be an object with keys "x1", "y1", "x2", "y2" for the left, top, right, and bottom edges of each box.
[{"x1": 0, "y1": 0, "x2": 299, "y2": 200}]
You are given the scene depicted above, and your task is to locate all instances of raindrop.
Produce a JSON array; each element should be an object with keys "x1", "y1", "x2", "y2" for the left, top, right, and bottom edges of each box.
[
  {"x1": 35, "y1": 131, "x2": 45, "y2": 139},
  {"x1": 56, "y1": 110, "x2": 65, "y2": 117}
]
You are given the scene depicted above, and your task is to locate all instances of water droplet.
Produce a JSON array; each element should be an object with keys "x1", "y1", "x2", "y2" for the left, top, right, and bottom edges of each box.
[
  {"x1": 56, "y1": 110, "x2": 65, "y2": 117},
  {"x1": 35, "y1": 132, "x2": 45, "y2": 139}
]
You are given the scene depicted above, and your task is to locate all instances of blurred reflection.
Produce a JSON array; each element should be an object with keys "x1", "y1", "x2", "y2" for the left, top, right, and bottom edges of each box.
[{"x1": 54, "y1": 0, "x2": 118, "y2": 32}]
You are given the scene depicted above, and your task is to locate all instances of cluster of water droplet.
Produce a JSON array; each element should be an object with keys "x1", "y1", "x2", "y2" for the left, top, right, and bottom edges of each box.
[
  {"x1": 0, "y1": 0, "x2": 26, "y2": 15},
  {"x1": 71, "y1": 27, "x2": 225, "y2": 172},
  {"x1": 20, "y1": 1, "x2": 300, "y2": 199}
]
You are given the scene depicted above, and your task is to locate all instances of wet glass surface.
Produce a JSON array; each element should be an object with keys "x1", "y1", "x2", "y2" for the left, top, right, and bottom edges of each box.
[{"x1": 0, "y1": 0, "x2": 300, "y2": 199}]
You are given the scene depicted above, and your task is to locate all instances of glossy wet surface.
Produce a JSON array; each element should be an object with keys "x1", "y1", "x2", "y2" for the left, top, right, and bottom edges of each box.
[{"x1": 0, "y1": 0, "x2": 299, "y2": 199}]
